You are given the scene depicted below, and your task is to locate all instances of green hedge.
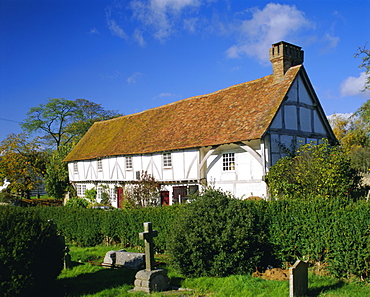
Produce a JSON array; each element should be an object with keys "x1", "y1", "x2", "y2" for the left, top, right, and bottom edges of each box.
[
  {"x1": 24, "y1": 205, "x2": 182, "y2": 251},
  {"x1": 0, "y1": 206, "x2": 64, "y2": 297},
  {"x1": 267, "y1": 196, "x2": 370, "y2": 280},
  {"x1": 2, "y1": 192, "x2": 369, "y2": 281}
]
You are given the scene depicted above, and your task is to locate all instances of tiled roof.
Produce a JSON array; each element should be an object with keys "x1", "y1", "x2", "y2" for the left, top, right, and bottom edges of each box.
[{"x1": 64, "y1": 65, "x2": 302, "y2": 161}]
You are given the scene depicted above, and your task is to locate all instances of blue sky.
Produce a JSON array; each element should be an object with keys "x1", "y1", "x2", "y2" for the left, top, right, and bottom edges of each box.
[{"x1": 1, "y1": 0, "x2": 369, "y2": 143}]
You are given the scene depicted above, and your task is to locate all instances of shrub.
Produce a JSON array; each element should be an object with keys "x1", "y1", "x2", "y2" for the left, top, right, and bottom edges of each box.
[
  {"x1": 266, "y1": 140, "x2": 361, "y2": 200},
  {"x1": 0, "y1": 206, "x2": 64, "y2": 296},
  {"x1": 168, "y1": 188, "x2": 267, "y2": 277},
  {"x1": 65, "y1": 196, "x2": 89, "y2": 208}
]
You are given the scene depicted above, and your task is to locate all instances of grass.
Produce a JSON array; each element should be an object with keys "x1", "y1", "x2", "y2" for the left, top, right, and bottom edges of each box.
[{"x1": 53, "y1": 245, "x2": 370, "y2": 297}]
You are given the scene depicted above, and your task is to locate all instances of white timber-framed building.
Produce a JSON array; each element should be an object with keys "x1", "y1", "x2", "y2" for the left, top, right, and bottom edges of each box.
[{"x1": 65, "y1": 41, "x2": 337, "y2": 207}]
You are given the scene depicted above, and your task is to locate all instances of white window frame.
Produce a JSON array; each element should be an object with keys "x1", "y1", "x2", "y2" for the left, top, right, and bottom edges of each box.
[
  {"x1": 73, "y1": 162, "x2": 78, "y2": 173},
  {"x1": 97, "y1": 187, "x2": 103, "y2": 201},
  {"x1": 77, "y1": 184, "x2": 86, "y2": 197},
  {"x1": 110, "y1": 188, "x2": 116, "y2": 202},
  {"x1": 163, "y1": 153, "x2": 172, "y2": 168},
  {"x1": 223, "y1": 153, "x2": 235, "y2": 171},
  {"x1": 97, "y1": 159, "x2": 103, "y2": 171},
  {"x1": 126, "y1": 156, "x2": 133, "y2": 170}
]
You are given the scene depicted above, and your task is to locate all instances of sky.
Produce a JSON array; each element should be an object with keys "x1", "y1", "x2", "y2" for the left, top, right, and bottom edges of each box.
[{"x1": 1, "y1": 0, "x2": 369, "y2": 143}]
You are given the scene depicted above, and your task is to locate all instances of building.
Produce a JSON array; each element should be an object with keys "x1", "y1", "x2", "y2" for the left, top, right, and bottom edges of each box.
[{"x1": 64, "y1": 41, "x2": 336, "y2": 207}]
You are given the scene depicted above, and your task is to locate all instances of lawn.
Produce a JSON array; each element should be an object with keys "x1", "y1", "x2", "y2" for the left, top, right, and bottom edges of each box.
[{"x1": 54, "y1": 245, "x2": 370, "y2": 297}]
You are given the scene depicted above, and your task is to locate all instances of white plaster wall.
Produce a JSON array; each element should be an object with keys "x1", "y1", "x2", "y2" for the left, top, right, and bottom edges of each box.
[{"x1": 206, "y1": 146, "x2": 266, "y2": 199}]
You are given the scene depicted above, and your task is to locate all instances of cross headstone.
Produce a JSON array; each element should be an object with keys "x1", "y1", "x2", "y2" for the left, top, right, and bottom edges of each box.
[
  {"x1": 132, "y1": 222, "x2": 169, "y2": 293},
  {"x1": 289, "y1": 260, "x2": 308, "y2": 297},
  {"x1": 139, "y1": 222, "x2": 158, "y2": 271}
]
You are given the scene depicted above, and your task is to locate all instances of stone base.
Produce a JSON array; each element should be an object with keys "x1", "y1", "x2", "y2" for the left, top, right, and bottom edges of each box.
[{"x1": 133, "y1": 269, "x2": 169, "y2": 293}]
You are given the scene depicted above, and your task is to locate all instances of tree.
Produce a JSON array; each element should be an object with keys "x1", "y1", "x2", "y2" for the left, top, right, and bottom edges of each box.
[
  {"x1": 355, "y1": 43, "x2": 370, "y2": 90},
  {"x1": 266, "y1": 139, "x2": 361, "y2": 200},
  {"x1": 44, "y1": 144, "x2": 73, "y2": 199},
  {"x1": 0, "y1": 133, "x2": 48, "y2": 198},
  {"x1": 123, "y1": 171, "x2": 161, "y2": 207},
  {"x1": 22, "y1": 98, "x2": 121, "y2": 148}
]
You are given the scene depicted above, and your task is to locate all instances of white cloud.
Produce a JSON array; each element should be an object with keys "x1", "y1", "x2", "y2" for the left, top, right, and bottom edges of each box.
[
  {"x1": 107, "y1": 18, "x2": 128, "y2": 40},
  {"x1": 340, "y1": 72, "x2": 370, "y2": 97},
  {"x1": 127, "y1": 72, "x2": 143, "y2": 84},
  {"x1": 89, "y1": 27, "x2": 99, "y2": 34},
  {"x1": 130, "y1": 0, "x2": 202, "y2": 42},
  {"x1": 322, "y1": 33, "x2": 340, "y2": 50},
  {"x1": 152, "y1": 92, "x2": 176, "y2": 100},
  {"x1": 133, "y1": 29, "x2": 146, "y2": 47},
  {"x1": 226, "y1": 3, "x2": 312, "y2": 62}
]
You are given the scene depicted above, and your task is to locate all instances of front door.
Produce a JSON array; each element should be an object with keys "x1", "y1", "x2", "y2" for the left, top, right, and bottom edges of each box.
[
  {"x1": 117, "y1": 187, "x2": 124, "y2": 209},
  {"x1": 160, "y1": 191, "x2": 170, "y2": 206}
]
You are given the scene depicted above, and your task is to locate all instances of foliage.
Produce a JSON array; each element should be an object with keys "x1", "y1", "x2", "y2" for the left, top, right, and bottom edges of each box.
[
  {"x1": 168, "y1": 188, "x2": 267, "y2": 277},
  {"x1": 123, "y1": 171, "x2": 161, "y2": 207},
  {"x1": 0, "y1": 133, "x2": 49, "y2": 198},
  {"x1": 266, "y1": 139, "x2": 361, "y2": 200},
  {"x1": 329, "y1": 103, "x2": 370, "y2": 173},
  {"x1": 326, "y1": 201, "x2": 370, "y2": 279},
  {"x1": 65, "y1": 196, "x2": 89, "y2": 208},
  {"x1": 44, "y1": 144, "x2": 74, "y2": 199},
  {"x1": 0, "y1": 206, "x2": 64, "y2": 297},
  {"x1": 267, "y1": 196, "x2": 370, "y2": 280},
  {"x1": 85, "y1": 187, "x2": 97, "y2": 204},
  {"x1": 21, "y1": 98, "x2": 121, "y2": 149}
]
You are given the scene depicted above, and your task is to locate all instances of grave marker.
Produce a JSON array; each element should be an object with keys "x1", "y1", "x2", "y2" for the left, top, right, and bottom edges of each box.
[
  {"x1": 132, "y1": 222, "x2": 169, "y2": 293},
  {"x1": 139, "y1": 222, "x2": 158, "y2": 271},
  {"x1": 289, "y1": 260, "x2": 308, "y2": 297}
]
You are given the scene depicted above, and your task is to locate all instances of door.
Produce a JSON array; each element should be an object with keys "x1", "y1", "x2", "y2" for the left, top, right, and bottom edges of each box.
[
  {"x1": 172, "y1": 186, "x2": 187, "y2": 204},
  {"x1": 117, "y1": 187, "x2": 124, "y2": 209},
  {"x1": 160, "y1": 191, "x2": 170, "y2": 206}
]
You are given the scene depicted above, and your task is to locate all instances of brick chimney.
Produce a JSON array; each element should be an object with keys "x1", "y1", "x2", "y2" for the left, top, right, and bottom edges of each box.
[{"x1": 269, "y1": 41, "x2": 304, "y2": 82}]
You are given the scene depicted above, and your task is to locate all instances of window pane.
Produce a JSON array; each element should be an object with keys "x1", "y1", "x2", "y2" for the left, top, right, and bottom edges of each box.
[
  {"x1": 223, "y1": 153, "x2": 235, "y2": 171},
  {"x1": 163, "y1": 153, "x2": 172, "y2": 167},
  {"x1": 126, "y1": 156, "x2": 133, "y2": 169}
]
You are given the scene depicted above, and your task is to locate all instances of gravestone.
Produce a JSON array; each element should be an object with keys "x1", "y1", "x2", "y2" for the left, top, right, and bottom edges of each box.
[
  {"x1": 289, "y1": 260, "x2": 308, "y2": 297},
  {"x1": 103, "y1": 249, "x2": 145, "y2": 269},
  {"x1": 132, "y1": 222, "x2": 169, "y2": 293}
]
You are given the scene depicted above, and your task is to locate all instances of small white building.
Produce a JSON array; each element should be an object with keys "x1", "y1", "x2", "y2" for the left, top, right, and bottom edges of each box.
[{"x1": 65, "y1": 41, "x2": 336, "y2": 207}]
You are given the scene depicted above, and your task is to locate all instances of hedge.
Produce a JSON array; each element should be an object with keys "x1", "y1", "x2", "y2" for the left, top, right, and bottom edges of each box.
[
  {"x1": 1, "y1": 192, "x2": 369, "y2": 281},
  {"x1": 0, "y1": 206, "x2": 64, "y2": 297}
]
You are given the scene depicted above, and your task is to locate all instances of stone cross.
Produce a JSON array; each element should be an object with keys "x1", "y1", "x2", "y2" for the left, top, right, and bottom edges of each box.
[{"x1": 139, "y1": 222, "x2": 158, "y2": 271}]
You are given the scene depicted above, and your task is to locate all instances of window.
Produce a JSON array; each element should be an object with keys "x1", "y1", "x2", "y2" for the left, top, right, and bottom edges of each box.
[
  {"x1": 110, "y1": 188, "x2": 116, "y2": 202},
  {"x1": 77, "y1": 184, "x2": 86, "y2": 197},
  {"x1": 163, "y1": 153, "x2": 172, "y2": 167},
  {"x1": 223, "y1": 153, "x2": 235, "y2": 171},
  {"x1": 126, "y1": 156, "x2": 133, "y2": 169},
  {"x1": 97, "y1": 187, "x2": 102, "y2": 201},
  {"x1": 97, "y1": 159, "x2": 103, "y2": 171},
  {"x1": 73, "y1": 162, "x2": 78, "y2": 173}
]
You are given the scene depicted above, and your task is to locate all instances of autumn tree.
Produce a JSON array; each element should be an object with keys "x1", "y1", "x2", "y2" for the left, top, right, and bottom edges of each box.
[
  {"x1": 0, "y1": 133, "x2": 49, "y2": 198},
  {"x1": 22, "y1": 98, "x2": 121, "y2": 149}
]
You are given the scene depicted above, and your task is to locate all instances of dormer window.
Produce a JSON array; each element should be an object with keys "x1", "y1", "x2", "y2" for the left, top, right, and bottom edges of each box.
[
  {"x1": 163, "y1": 153, "x2": 172, "y2": 168},
  {"x1": 223, "y1": 153, "x2": 235, "y2": 171}
]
